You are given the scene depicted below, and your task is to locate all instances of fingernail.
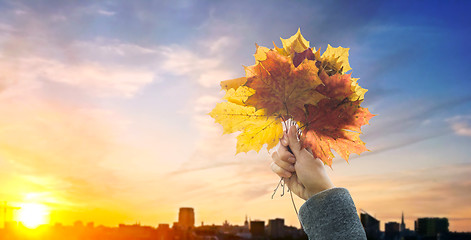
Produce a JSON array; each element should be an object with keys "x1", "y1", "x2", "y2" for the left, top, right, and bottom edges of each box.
[{"x1": 288, "y1": 157, "x2": 296, "y2": 163}]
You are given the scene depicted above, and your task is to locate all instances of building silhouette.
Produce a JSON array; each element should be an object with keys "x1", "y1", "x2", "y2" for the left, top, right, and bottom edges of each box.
[
  {"x1": 250, "y1": 220, "x2": 265, "y2": 237},
  {"x1": 267, "y1": 218, "x2": 285, "y2": 238},
  {"x1": 385, "y1": 222, "x2": 400, "y2": 240},
  {"x1": 415, "y1": 217, "x2": 449, "y2": 238},
  {"x1": 401, "y1": 212, "x2": 406, "y2": 232},
  {"x1": 2, "y1": 205, "x2": 469, "y2": 240},
  {"x1": 178, "y1": 207, "x2": 195, "y2": 230},
  {"x1": 360, "y1": 210, "x2": 380, "y2": 240}
]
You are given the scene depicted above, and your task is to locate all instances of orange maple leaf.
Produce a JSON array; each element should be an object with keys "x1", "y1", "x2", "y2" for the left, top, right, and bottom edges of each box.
[
  {"x1": 244, "y1": 48, "x2": 325, "y2": 118},
  {"x1": 316, "y1": 70, "x2": 355, "y2": 100}
]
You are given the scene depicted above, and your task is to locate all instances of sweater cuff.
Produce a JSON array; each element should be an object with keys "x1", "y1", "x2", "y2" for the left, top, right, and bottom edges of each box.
[{"x1": 298, "y1": 187, "x2": 366, "y2": 240}]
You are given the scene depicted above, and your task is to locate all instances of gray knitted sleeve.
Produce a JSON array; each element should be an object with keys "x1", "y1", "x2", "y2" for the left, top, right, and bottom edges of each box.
[{"x1": 298, "y1": 187, "x2": 367, "y2": 240}]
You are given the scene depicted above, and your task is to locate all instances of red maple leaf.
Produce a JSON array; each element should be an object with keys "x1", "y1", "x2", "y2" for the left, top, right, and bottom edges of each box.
[{"x1": 297, "y1": 98, "x2": 375, "y2": 166}]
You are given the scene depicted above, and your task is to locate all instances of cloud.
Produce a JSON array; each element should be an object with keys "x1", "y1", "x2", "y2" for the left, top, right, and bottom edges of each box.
[
  {"x1": 340, "y1": 130, "x2": 450, "y2": 164},
  {"x1": 1, "y1": 29, "x2": 235, "y2": 97},
  {"x1": 159, "y1": 46, "x2": 219, "y2": 75},
  {"x1": 198, "y1": 70, "x2": 235, "y2": 88},
  {"x1": 158, "y1": 44, "x2": 237, "y2": 88},
  {"x1": 1, "y1": 56, "x2": 154, "y2": 98},
  {"x1": 97, "y1": 9, "x2": 116, "y2": 16},
  {"x1": 0, "y1": 18, "x2": 160, "y2": 98},
  {"x1": 204, "y1": 36, "x2": 233, "y2": 54},
  {"x1": 365, "y1": 95, "x2": 471, "y2": 141},
  {"x1": 72, "y1": 37, "x2": 238, "y2": 89},
  {"x1": 447, "y1": 115, "x2": 471, "y2": 137},
  {"x1": 0, "y1": 23, "x2": 15, "y2": 32},
  {"x1": 0, "y1": 67, "x2": 17, "y2": 93}
]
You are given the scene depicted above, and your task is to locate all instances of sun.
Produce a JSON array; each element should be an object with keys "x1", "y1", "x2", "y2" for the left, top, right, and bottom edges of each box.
[{"x1": 17, "y1": 203, "x2": 50, "y2": 228}]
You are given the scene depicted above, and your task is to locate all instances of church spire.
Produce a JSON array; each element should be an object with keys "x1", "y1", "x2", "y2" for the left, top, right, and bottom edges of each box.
[
  {"x1": 400, "y1": 211, "x2": 405, "y2": 231},
  {"x1": 244, "y1": 214, "x2": 249, "y2": 229}
]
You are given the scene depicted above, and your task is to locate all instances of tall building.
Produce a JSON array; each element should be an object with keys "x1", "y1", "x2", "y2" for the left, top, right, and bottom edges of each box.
[
  {"x1": 250, "y1": 220, "x2": 265, "y2": 237},
  {"x1": 360, "y1": 211, "x2": 380, "y2": 240},
  {"x1": 178, "y1": 207, "x2": 195, "y2": 230},
  {"x1": 415, "y1": 217, "x2": 449, "y2": 238},
  {"x1": 267, "y1": 218, "x2": 285, "y2": 238},
  {"x1": 385, "y1": 222, "x2": 400, "y2": 240}
]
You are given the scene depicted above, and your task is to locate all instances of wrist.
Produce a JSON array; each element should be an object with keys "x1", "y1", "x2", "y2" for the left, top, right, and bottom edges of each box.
[{"x1": 305, "y1": 181, "x2": 335, "y2": 200}]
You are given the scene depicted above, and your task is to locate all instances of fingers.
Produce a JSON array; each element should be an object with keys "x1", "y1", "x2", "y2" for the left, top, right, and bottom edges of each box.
[
  {"x1": 276, "y1": 141, "x2": 296, "y2": 164},
  {"x1": 274, "y1": 155, "x2": 295, "y2": 173},
  {"x1": 271, "y1": 151, "x2": 295, "y2": 170},
  {"x1": 272, "y1": 133, "x2": 299, "y2": 179},
  {"x1": 271, "y1": 161, "x2": 292, "y2": 178},
  {"x1": 288, "y1": 125, "x2": 302, "y2": 157},
  {"x1": 280, "y1": 133, "x2": 289, "y2": 147}
]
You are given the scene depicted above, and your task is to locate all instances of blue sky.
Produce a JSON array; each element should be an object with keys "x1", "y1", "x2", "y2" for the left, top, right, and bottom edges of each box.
[{"x1": 0, "y1": 0, "x2": 470, "y2": 231}]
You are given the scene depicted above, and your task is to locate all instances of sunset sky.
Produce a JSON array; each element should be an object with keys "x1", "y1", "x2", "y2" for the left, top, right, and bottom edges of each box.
[{"x1": 1, "y1": 0, "x2": 471, "y2": 232}]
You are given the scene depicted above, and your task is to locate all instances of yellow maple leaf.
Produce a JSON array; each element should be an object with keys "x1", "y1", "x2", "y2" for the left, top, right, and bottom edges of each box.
[
  {"x1": 209, "y1": 101, "x2": 264, "y2": 134},
  {"x1": 209, "y1": 101, "x2": 283, "y2": 153},
  {"x1": 223, "y1": 86, "x2": 255, "y2": 105},
  {"x1": 280, "y1": 28, "x2": 310, "y2": 54},
  {"x1": 348, "y1": 78, "x2": 368, "y2": 101},
  {"x1": 220, "y1": 77, "x2": 247, "y2": 91},
  {"x1": 253, "y1": 44, "x2": 270, "y2": 62},
  {"x1": 321, "y1": 44, "x2": 352, "y2": 74},
  {"x1": 273, "y1": 28, "x2": 311, "y2": 58},
  {"x1": 273, "y1": 41, "x2": 286, "y2": 56},
  {"x1": 236, "y1": 118, "x2": 283, "y2": 153},
  {"x1": 314, "y1": 47, "x2": 321, "y2": 60}
]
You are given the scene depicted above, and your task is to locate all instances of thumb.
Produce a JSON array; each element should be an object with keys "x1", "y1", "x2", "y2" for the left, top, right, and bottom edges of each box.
[{"x1": 288, "y1": 125, "x2": 302, "y2": 157}]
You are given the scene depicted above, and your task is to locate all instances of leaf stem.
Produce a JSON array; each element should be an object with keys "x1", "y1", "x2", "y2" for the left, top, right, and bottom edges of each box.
[
  {"x1": 289, "y1": 188, "x2": 301, "y2": 226},
  {"x1": 271, "y1": 177, "x2": 284, "y2": 199}
]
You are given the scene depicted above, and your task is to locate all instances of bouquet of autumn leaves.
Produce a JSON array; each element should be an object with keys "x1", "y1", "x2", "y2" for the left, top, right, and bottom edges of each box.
[{"x1": 210, "y1": 29, "x2": 374, "y2": 167}]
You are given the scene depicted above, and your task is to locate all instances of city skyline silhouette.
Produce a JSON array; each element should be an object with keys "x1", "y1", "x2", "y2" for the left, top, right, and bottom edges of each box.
[
  {"x1": 0, "y1": 0, "x2": 470, "y2": 237},
  {"x1": 1, "y1": 205, "x2": 470, "y2": 240}
]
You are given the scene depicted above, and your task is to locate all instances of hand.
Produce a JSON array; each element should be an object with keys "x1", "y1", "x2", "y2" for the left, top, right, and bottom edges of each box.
[{"x1": 271, "y1": 125, "x2": 335, "y2": 200}]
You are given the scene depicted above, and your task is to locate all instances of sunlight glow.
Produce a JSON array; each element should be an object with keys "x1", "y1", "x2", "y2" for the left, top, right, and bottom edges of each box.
[{"x1": 17, "y1": 203, "x2": 50, "y2": 229}]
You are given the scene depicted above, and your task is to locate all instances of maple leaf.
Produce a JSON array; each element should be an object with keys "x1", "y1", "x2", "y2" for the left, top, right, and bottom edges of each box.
[
  {"x1": 274, "y1": 28, "x2": 310, "y2": 58},
  {"x1": 210, "y1": 29, "x2": 374, "y2": 162},
  {"x1": 253, "y1": 43, "x2": 270, "y2": 62},
  {"x1": 220, "y1": 77, "x2": 247, "y2": 91},
  {"x1": 298, "y1": 99, "x2": 375, "y2": 166},
  {"x1": 236, "y1": 117, "x2": 283, "y2": 153},
  {"x1": 292, "y1": 47, "x2": 316, "y2": 68},
  {"x1": 292, "y1": 47, "x2": 367, "y2": 101},
  {"x1": 349, "y1": 78, "x2": 368, "y2": 101},
  {"x1": 316, "y1": 70, "x2": 355, "y2": 100},
  {"x1": 321, "y1": 44, "x2": 352, "y2": 75},
  {"x1": 223, "y1": 85, "x2": 255, "y2": 106},
  {"x1": 218, "y1": 45, "x2": 271, "y2": 92},
  {"x1": 244, "y1": 49, "x2": 325, "y2": 118},
  {"x1": 209, "y1": 100, "x2": 283, "y2": 153}
]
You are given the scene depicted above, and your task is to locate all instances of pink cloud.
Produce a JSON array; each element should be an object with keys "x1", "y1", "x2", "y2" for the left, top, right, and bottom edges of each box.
[{"x1": 447, "y1": 115, "x2": 471, "y2": 137}]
